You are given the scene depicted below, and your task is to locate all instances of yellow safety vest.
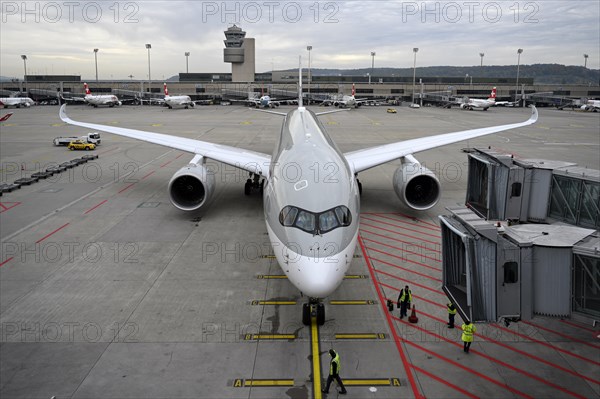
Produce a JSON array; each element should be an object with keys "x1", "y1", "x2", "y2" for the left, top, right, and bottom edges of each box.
[
  {"x1": 447, "y1": 304, "x2": 457, "y2": 315},
  {"x1": 461, "y1": 323, "x2": 476, "y2": 343},
  {"x1": 330, "y1": 353, "x2": 341, "y2": 376},
  {"x1": 400, "y1": 289, "x2": 412, "y2": 303}
]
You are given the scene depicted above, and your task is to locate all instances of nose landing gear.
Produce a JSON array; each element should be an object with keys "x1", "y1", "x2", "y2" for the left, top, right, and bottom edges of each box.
[{"x1": 302, "y1": 298, "x2": 325, "y2": 326}]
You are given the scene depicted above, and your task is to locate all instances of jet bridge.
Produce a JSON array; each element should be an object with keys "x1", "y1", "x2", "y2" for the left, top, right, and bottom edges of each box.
[{"x1": 442, "y1": 148, "x2": 600, "y2": 323}]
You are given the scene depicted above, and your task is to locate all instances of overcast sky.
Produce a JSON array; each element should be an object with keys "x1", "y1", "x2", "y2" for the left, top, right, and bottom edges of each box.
[{"x1": 1, "y1": 0, "x2": 599, "y2": 80}]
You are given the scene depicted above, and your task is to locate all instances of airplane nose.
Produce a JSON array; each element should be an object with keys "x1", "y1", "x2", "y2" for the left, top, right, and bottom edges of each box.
[{"x1": 290, "y1": 254, "x2": 348, "y2": 298}]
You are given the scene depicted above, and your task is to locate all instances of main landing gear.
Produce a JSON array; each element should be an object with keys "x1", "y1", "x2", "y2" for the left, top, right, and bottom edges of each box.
[
  {"x1": 244, "y1": 173, "x2": 265, "y2": 195},
  {"x1": 302, "y1": 298, "x2": 325, "y2": 326}
]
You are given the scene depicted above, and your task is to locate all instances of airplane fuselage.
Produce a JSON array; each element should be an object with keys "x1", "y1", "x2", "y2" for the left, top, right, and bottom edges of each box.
[
  {"x1": 264, "y1": 107, "x2": 360, "y2": 298},
  {"x1": 85, "y1": 94, "x2": 121, "y2": 107},
  {"x1": 0, "y1": 97, "x2": 35, "y2": 108},
  {"x1": 165, "y1": 95, "x2": 194, "y2": 109}
]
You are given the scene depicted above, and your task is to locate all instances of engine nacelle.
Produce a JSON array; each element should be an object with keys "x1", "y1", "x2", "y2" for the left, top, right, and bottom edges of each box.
[
  {"x1": 168, "y1": 163, "x2": 215, "y2": 211},
  {"x1": 393, "y1": 157, "x2": 441, "y2": 211}
]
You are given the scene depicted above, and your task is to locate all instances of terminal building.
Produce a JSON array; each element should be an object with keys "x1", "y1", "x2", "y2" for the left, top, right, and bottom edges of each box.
[{"x1": 440, "y1": 148, "x2": 599, "y2": 324}]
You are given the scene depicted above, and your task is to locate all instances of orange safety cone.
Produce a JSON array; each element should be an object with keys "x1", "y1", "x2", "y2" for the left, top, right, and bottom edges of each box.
[{"x1": 408, "y1": 304, "x2": 419, "y2": 323}]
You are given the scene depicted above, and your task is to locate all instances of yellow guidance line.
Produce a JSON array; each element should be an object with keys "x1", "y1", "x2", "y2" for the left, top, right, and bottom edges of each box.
[
  {"x1": 342, "y1": 378, "x2": 398, "y2": 386},
  {"x1": 330, "y1": 300, "x2": 376, "y2": 305},
  {"x1": 251, "y1": 300, "x2": 297, "y2": 305},
  {"x1": 311, "y1": 315, "x2": 323, "y2": 399},
  {"x1": 243, "y1": 379, "x2": 294, "y2": 387},
  {"x1": 244, "y1": 334, "x2": 296, "y2": 341}
]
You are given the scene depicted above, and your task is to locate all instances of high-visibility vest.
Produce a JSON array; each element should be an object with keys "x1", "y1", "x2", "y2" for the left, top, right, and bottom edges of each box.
[
  {"x1": 447, "y1": 304, "x2": 457, "y2": 315},
  {"x1": 330, "y1": 353, "x2": 341, "y2": 376},
  {"x1": 400, "y1": 289, "x2": 412, "y2": 303},
  {"x1": 461, "y1": 323, "x2": 476, "y2": 342}
]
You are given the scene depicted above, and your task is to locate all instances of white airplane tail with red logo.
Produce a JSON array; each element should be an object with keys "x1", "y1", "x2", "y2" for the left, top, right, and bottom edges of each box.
[
  {"x1": 351, "y1": 83, "x2": 356, "y2": 97},
  {"x1": 84, "y1": 83, "x2": 91, "y2": 95},
  {"x1": 164, "y1": 83, "x2": 169, "y2": 96},
  {"x1": 0, "y1": 113, "x2": 14, "y2": 122},
  {"x1": 489, "y1": 87, "x2": 497, "y2": 101}
]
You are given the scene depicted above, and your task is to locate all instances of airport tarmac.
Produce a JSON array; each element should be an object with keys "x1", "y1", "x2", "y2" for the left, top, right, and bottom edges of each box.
[{"x1": 0, "y1": 104, "x2": 599, "y2": 399}]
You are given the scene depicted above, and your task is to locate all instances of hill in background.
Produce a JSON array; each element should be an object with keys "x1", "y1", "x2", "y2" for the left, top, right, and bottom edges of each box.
[{"x1": 297, "y1": 64, "x2": 599, "y2": 85}]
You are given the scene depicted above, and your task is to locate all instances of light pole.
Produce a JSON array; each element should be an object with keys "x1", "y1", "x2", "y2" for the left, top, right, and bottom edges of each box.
[
  {"x1": 145, "y1": 43, "x2": 152, "y2": 92},
  {"x1": 185, "y1": 52, "x2": 190, "y2": 73},
  {"x1": 479, "y1": 52, "x2": 485, "y2": 67},
  {"x1": 370, "y1": 51, "x2": 376, "y2": 84},
  {"x1": 307, "y1": 45, "x2": 312, "y2": 103},
  {"x1": 584, "y1": 54, "x2": 588, "y2": 68},
  {"x1": 21, "y1": 55, "x2": 28, "y2": 93},
  {"x1": 93, "y1": 48, "x2": 99, "y2": 82},
  {"x1": 515, "y1": 48, "x2": 523, "y2": 104},
  {"x1": 412, "y1": 48, "x2": 418, "y2": 105}
]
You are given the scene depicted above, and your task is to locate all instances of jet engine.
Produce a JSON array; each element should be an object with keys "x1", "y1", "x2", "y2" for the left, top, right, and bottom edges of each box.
[
  {"x1": 168, "y1": 161, "x2": 215, "y2": 211},
  {"x1": 393, "y1": 155, "x2": 441, "y2": 211}
]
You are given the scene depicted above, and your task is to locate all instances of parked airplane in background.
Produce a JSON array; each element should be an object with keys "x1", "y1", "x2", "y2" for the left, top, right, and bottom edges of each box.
[
  {"x1": 0, "y1": 113, "x2": 14, "y2": 122},
  {"x1": 328, "y1": 84, "x2": 368, "y2": 108},
  {"x1": 0, "y1": 97, "x2": 35, "y2": 108},
  {"x1": 83, "y1": 83, "x2": 122, "y2": 107},
  {"x1": 581, "y1": 99, "x2": 600, "y2": 112},
  {"x1": 459, "y1": 87, "x2": 497, "y2": 110},
  {"x1": 163, "y1": 83, "x2": 195, "y2": 109},
  {"x1": 59, "y1": 59, "x2": 538, "y2": 325}
]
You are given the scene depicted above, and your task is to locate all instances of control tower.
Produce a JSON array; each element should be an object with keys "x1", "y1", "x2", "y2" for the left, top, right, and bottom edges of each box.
[{"x1": 223, "y1": 25, "x2": 255, "y2": 82}]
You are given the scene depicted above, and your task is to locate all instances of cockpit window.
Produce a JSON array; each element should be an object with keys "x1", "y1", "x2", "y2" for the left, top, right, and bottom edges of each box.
[
  {"x1": 279, "y1": 206, "x2": 298, "y2": 226},
  {"x1": 296, "y1": 210, "x2": 316, "y2": 233},
  {"x1": 278, "y1": 205, "x2": 352, "y2": 235}
]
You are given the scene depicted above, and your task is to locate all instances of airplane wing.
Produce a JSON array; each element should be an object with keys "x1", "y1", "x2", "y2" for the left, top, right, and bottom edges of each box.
[
  {"x1": 344, "y1": 106, "x2": 538, "y2": 174},
  {"x1": 59, "y1": 105, "x2": 271, "y2": 175}
]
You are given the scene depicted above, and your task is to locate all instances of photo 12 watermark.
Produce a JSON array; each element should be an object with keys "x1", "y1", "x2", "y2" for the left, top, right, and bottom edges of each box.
[
  {"x1": 400, "y1": 1, "x2": 540, "y2": 24},
  {"x1": 1, "y1": 1, "x2": 140, "y2": 23}
]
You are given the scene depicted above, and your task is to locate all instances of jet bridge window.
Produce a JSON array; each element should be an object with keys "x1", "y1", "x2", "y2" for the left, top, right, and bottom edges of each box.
[{"x1": 279, "y1": 205, "x2": 352, "y2": 235}]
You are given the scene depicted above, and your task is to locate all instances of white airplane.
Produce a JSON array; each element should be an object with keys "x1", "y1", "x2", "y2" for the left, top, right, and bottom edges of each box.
[
  {"x1": 59, "y1": 60, "x2": 538, "y2": 325},
  {"x1": 459, "y1": 87, "x2": 497, "y2": 111},
  {"x1": 163, "y1": 83, "x2": 195, "y2": 109},
  {"x1": 331, "y1": 84, "x2": 368, "y2": 108},
  {"x1": 581, "y1": 99, "x2": 600, "y2": 112},
  {"x1": 83, "y1": 83, "x2": 122, "y2": 107},
  {"x1": 0, "y1": 97, "x2": 35, "y2": 108}
]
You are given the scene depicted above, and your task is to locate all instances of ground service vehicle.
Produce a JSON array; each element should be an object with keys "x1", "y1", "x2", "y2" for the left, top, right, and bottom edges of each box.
[{"x1": 54, "y1": 132, "x2": 101, "y2": 146}]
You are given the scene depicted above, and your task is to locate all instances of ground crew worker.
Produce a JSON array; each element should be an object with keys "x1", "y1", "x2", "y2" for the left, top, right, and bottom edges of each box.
[
  {"x1": 397, "y1": 285, "x2": 412, "y2": 319},
  {"x1": 447, "y1": 302, "x2": 457, "y2": 328},
  {"x1": 461, "y1": 320, "x2": 476, "y2": 353},
  {"x1": 322, "y1": 349, "x2": 347, "y2": 395}
]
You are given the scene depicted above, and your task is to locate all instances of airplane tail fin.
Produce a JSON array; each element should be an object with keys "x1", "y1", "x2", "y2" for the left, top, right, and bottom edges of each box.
[
  {"x1": 352, "y1": 83, "x2": 356, "y2": 97},
  {"x1": 0, "y1": 112, "x2": 13, "y2": 122},
  {"x1": 84, "y1": 83, "x2": 91, "y2": 95},
  {"x1": 163, "y1": 83, "x2": 169, "y2": 96},
  {"x1": 298, "y1": 55, "x2": 303, "y2": 108},
  {"x1": 489, "y1": 87, "x2": 497, "y2": 101}
]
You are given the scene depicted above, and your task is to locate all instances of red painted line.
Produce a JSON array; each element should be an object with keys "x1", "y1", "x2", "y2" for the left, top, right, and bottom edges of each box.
[
  {"x1": 372, "y1": 213, "x2": 441, "y2": 232},
  {"x1": 361, "y1": 221, "x2": 441, "y2": 246},
  {"x1": 382, "y1": 291, "x2": 446, "y2": 310},
  {"x1": 394, "y1": 212, "x2": 441, "y2": 229},
  {"x1": 360, "y1": 227, "x2": 441, "y2": 254},
  {"x1": 358, "y1": 236, "x2": 425, "y2": 399},
  {"x1": 374, "y1": 268, "x2": 444, "y2": 296},
  {"x1": 412, "y1": 365, "x2": 479, "y2": 399},
  {"x1": 491, "y1": 323, "x2": 600, "y2": 367},
  {"x1": 413, "y1": 306, "x2": 600, "y2": 387},
  {"x1": 160, "y1": 159, "x2": 173, "y2": 168},
  {"x1": 520, "y1": 320, "x2": 600, "y2": 349},
  {"x1": 36, "y1": 223, "x2": 70, "y2": 244},
  {"x1": 559, "y1": 319, "x2": 599, "y2": 334},
  {"x1": 367, "y1": 244, "x2": 442, "y2": 274},
  {"x1": 394, "y1": 315, "x2": 587, "y2": 399},
  {"x1": 83, "y1": 199, "x2": 108, "y2": 215},
  {"x1": 361, "y1": 216, "x2": 441, "y2": 239},
  {"x1": 141, "y1": 170, "x2": 155, "y2": 180},
  {"x1": 0, "y1": 202, "x2": 21, "y2": 213},
  {"x1": 404, "y1": 338, "x2": 534, "y2": 399},
  {"x1": 368, "y1": 252, "x2": 442, "y2": 282},
  {"x1": 361, "y1": 236, "x2": 442, "y2": 267},
  {"x1": 175, "y1": 153, "x2": 185, "y2": 159},
  {"x1": 0, "y1": 257, "x2": 14, "y2": 267},
  {"x1": 117, "y1": 182, "x2": 136, "y2": 194}
]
